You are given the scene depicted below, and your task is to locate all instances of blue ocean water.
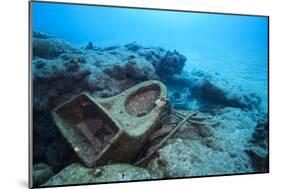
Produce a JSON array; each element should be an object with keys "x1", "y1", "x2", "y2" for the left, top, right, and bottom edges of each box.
[{"x1": 32, "y1": 2, "x2": 268, "y2": 110}]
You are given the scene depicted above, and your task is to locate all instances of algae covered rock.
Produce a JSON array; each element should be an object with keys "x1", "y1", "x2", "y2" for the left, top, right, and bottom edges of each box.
[
  {"x1": 42, "y1": 164, "x2": 95, "y2": 186},
  {"x1": 246, "y1": 120, "x2": 269, "y2": 172},
  {"x1": 168, "y1": 70, "x2": 262, "y2": 111},
  {"x1": 151, "y1": 138, "x2": 252, "y2": 178},
  {"x1": 245, "y1": 147, "x2": 268, "y2": 172},
  {"x1": 146, "y1": 107, "x2": 258, "y2": 178},
  {"x1": 103, "y1": 58, "x2": 157, "y2": 81},
  {"x1": 42, "y1": 163, "x2": 151, "y2": 186},
  {"x1": 93, "y1": 164, "x2": 151, "y2": 183},
  {"x1": 32, "y1": 32, "x2": 267, "y2": 182},
  {"x1": 124, "y1": 41, "x2": 142, "y2": 51},
  {"x1": 155, "y1": 50, "x2": 186, "y2": 79},
  {"x1": 33, "y1": 31, "x2": 54, "y2": 39},
  {"x1": 190, "y1": 77, "x2": 251, "y2": 110},
  {"x1": 251, "y1": 121, "x2": 269, "y2": 148},
  {"x1": 33, "y1": 38, "x2": 78, "y2": 59},
  {"x1": 33, "y1": 163, "x2": 54, "y2": 187},
  {"x1": 33, "y1": 31, "x2": 79, "y2": 59}
]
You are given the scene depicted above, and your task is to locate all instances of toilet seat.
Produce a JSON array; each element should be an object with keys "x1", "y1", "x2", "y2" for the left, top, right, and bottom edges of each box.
[{"x1": 52, "y1": 80, "x2": 168, "y2": 167}]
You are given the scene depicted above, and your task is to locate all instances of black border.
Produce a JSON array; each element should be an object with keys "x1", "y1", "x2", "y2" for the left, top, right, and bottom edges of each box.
[
  {"x1": 28, "y1": 1, "x2": 33, "y2": 188},
  {"x1": 29, "y1": 1, "x2": 270, "y2": 188}
]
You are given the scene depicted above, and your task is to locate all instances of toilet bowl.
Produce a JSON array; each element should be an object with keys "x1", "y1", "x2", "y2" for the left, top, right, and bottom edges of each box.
[{"x1": 52, "y1": 80, "x2": 168, "y2": 167}]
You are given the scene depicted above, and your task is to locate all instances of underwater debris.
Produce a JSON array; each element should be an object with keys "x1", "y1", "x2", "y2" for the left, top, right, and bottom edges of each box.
[
  {"x1": 145, "y1": 107, "x2": 261, "y2": 178},
  {"x1": 134, "y1": 111, "x2": 197, "y2": 166},
  {"x1": 136, "y1": 109, "x2": 218, "y2": 167},
  {"x1": 126, "y1": 89, "x2": 160, "y2": 117},
  {"x1": 52, "y1": 80, "x2": 168, "y2": 167},
  {"x1": 169, "y1": 89, "x2": 190, "y2": 110}
]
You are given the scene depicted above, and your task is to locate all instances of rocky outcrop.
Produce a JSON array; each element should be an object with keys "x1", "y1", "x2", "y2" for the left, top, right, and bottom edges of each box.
[
  {"x1": 190, "y1": 76, "x2": 261, "y2": 110},
  {"x1": 32, "y1": 37, "x2": 164, "y2": 114},
  {"x1": 147, "y1": 138, "x2": 252, "y2": 178},
  {"x1": 166, "y1": 71, "x2": 262, "y2": 111},
  {"x1": 42, "y1": 164, "x2": 95, "y2": 186},
  {"x1": 251, "y1": 121, "x2": 269, "y2": 148},
  {"x1": 246, "y1": 120, "x2": 269, "y2": 172},
  {"x1": 103, "y1": 60, "x2": 156, "y2": 81},
  {"x1": 155, "y1": 50, "x2": 186, "y2": 80},
  {"x1": 124, "y1": 41, "x2": 142, "y2": 51},
  {"x1": 32, "y1": 32, "x2": 267, "y2": 186},
  {"x1": 33, "y1": 32, "x2": 79, "y2": 59},
  {"x1": 33, "y1": 163, "x2": 54, "y2": 187},
  {"x1": 42, "y1": 163, "x2": 151, "y2": 186},
  {"x1": 147, "y1": 107, "x2": 260, "y2": 177}
]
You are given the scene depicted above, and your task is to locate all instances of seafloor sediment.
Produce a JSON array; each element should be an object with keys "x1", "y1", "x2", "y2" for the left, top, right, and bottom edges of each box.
[{"x1": 32, "y1": 31, "x2": 268, "y2": 187}]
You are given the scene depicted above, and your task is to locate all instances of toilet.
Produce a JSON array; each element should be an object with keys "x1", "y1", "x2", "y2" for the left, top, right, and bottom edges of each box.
[{"x1": 52, "y1": 80, "x2": 168, "y2": 167}]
